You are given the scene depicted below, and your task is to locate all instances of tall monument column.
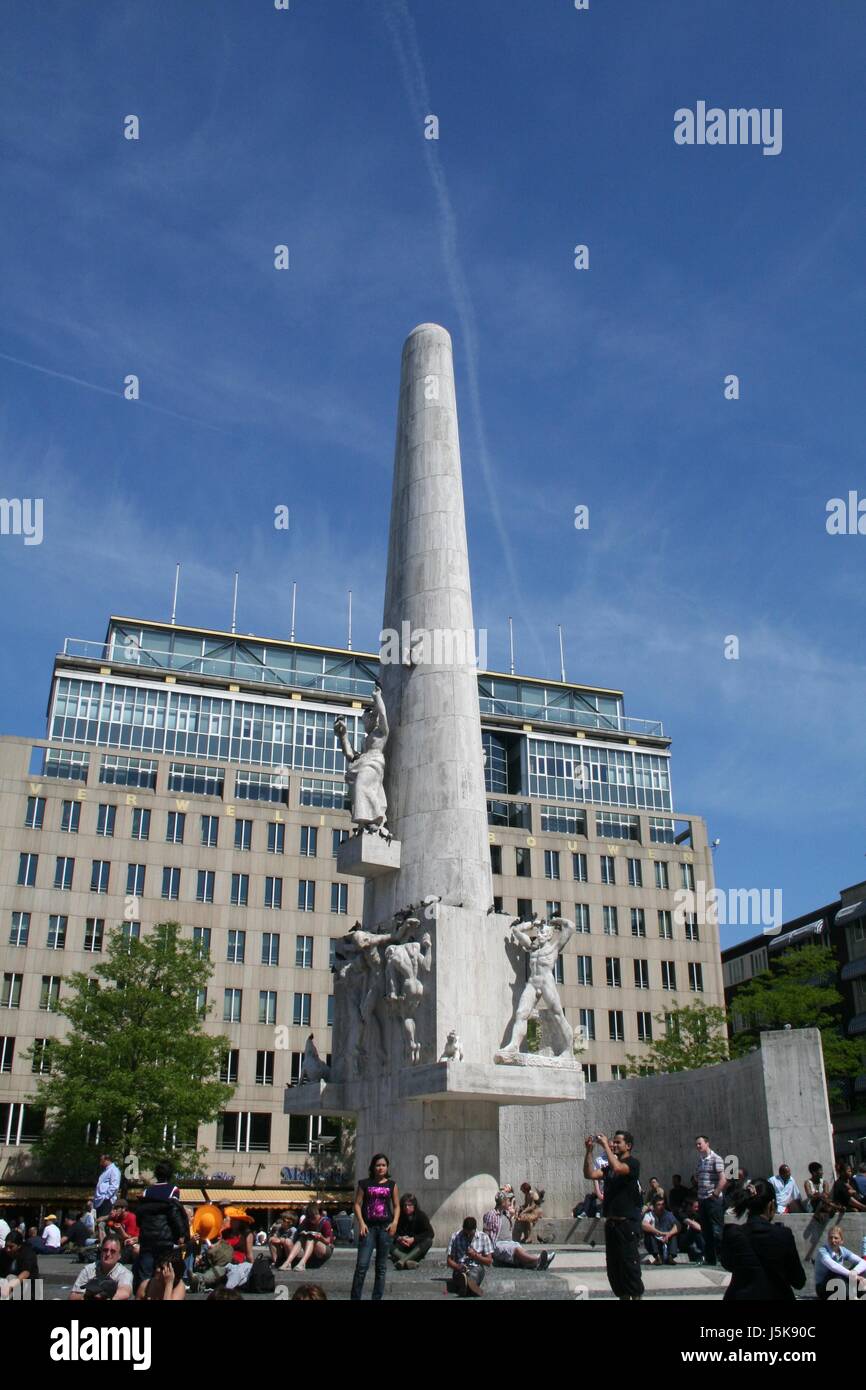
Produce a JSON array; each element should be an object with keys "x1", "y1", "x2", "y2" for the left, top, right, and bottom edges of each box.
[
  {"x1": 287, "y1": 324, "x2": 583, "y2": 1234},
  {"x1": 370, "y1": 322, "x2": 492, "y2": 922}
]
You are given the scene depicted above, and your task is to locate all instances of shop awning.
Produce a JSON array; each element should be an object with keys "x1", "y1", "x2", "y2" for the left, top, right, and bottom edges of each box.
[
  {"x1": 836, "y1": 900, "x2": 866, "y2": 925},
  {"x1": 768, "y1": 918, "x2": 824, "y2": 951},
  {"x1": 841, "y1": 958, "x2": 866, "y2": 982},
  {"x1": 198, "y1": 1187, "x2": 352, "y2": 1207}
]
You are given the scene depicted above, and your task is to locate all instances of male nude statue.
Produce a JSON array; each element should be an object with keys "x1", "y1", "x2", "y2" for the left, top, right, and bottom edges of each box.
[{"x1": 500, "y1": 917, "x2": 575, "y2": 1057}]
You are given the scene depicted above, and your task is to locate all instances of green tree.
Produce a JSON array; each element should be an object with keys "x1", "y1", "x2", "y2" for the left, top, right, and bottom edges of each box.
[
  {"x1": 729, "y1": 942, "x2": 866, "y2": 1105},
  {"x1": 624, "y1": 999, "x2": 730, "y2": 1076},
  {"x1": 29, "y1": 922, "x2": 233, "y2": 1181}
]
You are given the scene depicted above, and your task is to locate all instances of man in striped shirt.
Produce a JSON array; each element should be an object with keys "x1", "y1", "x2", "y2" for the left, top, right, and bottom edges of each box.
[{"x1": 695, "y1": 1135, "x2": 727, "y2": 1267}]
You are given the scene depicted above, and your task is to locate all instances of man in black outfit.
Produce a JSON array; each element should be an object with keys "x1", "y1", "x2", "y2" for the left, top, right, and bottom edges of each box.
[{"x1": 584, "y1": 1130, "x2": 644, "y2": 1301}]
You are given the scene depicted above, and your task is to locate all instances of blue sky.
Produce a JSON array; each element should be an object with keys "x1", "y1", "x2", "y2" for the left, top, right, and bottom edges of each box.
[{"x1": 0, "y1": 1, "x2": 863, "y2": 945}]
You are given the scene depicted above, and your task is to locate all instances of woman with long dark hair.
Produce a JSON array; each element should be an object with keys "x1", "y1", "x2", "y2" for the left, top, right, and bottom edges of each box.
[
  {"x1": 350, "y1": 1154, "x2": 399, "y2": 1300},
  {"x1": 720, "y1": 1179, "x2": 806, "y2": 1300}
]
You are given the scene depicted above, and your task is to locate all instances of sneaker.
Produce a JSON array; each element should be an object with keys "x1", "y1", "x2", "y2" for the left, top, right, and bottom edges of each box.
[
  {"x1": 451, "y1": 1270, "x2": 467, "y2": 1297},
  {"x1": 545, "y1": 1251, "x2": 556, "y2": 1269}
]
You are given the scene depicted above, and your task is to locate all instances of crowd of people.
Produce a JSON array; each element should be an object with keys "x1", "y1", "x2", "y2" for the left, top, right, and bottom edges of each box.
[{"x1": 4, "y1": 1141, "x2": 866, "y2": 1301}]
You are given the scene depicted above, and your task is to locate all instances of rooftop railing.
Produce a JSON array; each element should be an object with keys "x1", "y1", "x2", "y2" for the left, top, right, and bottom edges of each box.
[{"x1": 59, "y1": 638, "x2": 664, "y2": 737}]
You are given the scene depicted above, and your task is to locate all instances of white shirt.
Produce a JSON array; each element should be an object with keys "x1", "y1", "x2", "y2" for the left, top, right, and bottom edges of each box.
[
  {"x1": 768, "y1": 1175, "x2": 801, "y2": 1212},
  {"x1": 0, "y1": 1218, "x2": 10, "y2": 1245},
  {"x1": 42, "y1": 1222, "x2": 61, "y2": 1249},
  {"x1": 72, "y1": 1260, "x2": 133, "y2": 1296}
]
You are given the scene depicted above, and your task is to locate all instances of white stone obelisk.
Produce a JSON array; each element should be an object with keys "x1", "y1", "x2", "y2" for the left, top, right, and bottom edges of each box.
[
  {"x1": 289, "y1": 325, "x2": 583, "y2": 1234},
  {"x1": 368, "y1": 322, "x2": 492, "y2": 923}
]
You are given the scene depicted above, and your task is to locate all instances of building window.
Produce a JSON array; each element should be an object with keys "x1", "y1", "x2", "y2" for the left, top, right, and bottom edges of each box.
[
  {"x1": 197, "y1": 870, "x2": 215, "y2": 904},
  {"x1": 611, "y1": 1064, "x2": 627, "y2": 1080},
  {"x1": 264, "y1": 876, "x2": 283, "y2": 910},
  {"x1": 268, "y1": 822, "x2": 285, "y2": 854},
  {"x1": 32, "y1": 1038, "x2": 52, "y2": 1074},
  {"x1": 262, "y1": 933, "x2": 280, "y2": 967},
  {"x1": 331, "y1": 883, "x2": 348, "y2": 915},
  {"x1": 255, "y1": 1051, "x2": 275, "y2": 1086},
  {"x1": 121, "y1": 921, "x2": 141, "y2": 948},
  {"x1": 227, "y1": 930, "x2": 246, "y2": 965},
  {"x1": 654, "y1": 861, "x2": 669, "y2": 890},
  {"x1": 606, "y1": 957, "x2": 621, "y2": 988},
  {"x1": 25, "y1": 795, "x2": 45, "y2": 829},
  {"x1": 300, "y1": 826, "x2": 318, "y2": 857},
  {"x1": 167, "y1": 763, "x2": 223, "y2": 798},
  {"x1": 54, "y1": 856, "x2": 74, "y2": 890},
  {"x1": 681, "y1": 862, "x2": 695, "y2": 891},
  {"x1": 17, "y1": 853, "x2": 38, "y2": 887},
  {"x1": 296, "y1": 936, "x2": 314, "y2": 969},
  {"x1": 60, "y1": 801, "x2": 81, "y2": 833},
  {"x1": 490, "y1": 845, "x2": 502, "y2": 875},
  {"x1": 597, "y1": 813, "x2": 640, "y2": 842},
  {"x1": 572, "y1": 852, "x2": 587, "y2": 882},
  {"x1": 515, "y1": 847, "x2": 531, "y2": 878},
  {"x1": 216, "y1": 1111, "x2": 271, "y2": 1153},
  {"x1": 298, "y1": 881, "x2": 315, "y2": 912},
  {"x1": 96, "y1": 804, "x2": 116, "y2": 837},
  {"x1": 578, "y1": 1007, "x2": 595, "y2": 1042},
  {"x1": 684, "y1": 914, "x2": 699, "y2": 942},
  {"x1": 576, "y1": 955, "x2": 593, "y2": 987},
  {"x1": 289, "y1": 1053, "x2": 303, "y2": 1085},
  {"x1": 582, "y1": 1063, "x2": 598, "y2": 1083},
  {"x1": 574, "y1": 903, "x2": 590, "y2": 934},
  {"x1": 658, "y1": 910, "x2": 673, "y2": 940},
  {"x1": 193, "y1": 926, "x2": 211, "y2": 958},
  {"x1": 195, "y1": 988, "x2": 208, "y2": 1018},
  {"x1": 546, "y1": 900, "x2": 561, "y2": 919},
  {"x1": 332, "y1": 828, "x2": 348, "y2": 856},
  {"x1": 637, "y1": 1011, "x2": 653, "y2": 1042},
  {"x1": 608, "y1": 1010, "x2": 625, "y2": 1042},
  {"x1": 234, "y1": 819, "x2": 252, "y2": 852},
  {"x1": 166, "y1": 811, "x2": 185, "y2": 844},
  {"x1": 220, "y1": 1049, "x2": 239, "y2": 1084},
  {"x1": 127, "y1": 864, "x2": 146, "y2": 897},
  {"x1": 633, "y1": 958, "x2": 649, "y2": 990},
  {"x1": 100, "y1": 755, "x2": 156, "y2": 789},
  {"x1": 40, "y1": 976, "x2": 61, "y2": 1012},
  {"x1": 231, "y1": 874, "x2": 249, "y2": 907},
  {"x1": 600, "y1": 856, "x2": 615, "y2": 885},
  {"x1": 627, "y1": 858, "x2": 642, "y2": 888},
  {"x1": 259, "y1": 991, "x2": 277, "y2": 1026},
  {"x1": 131, "y1": 807, "x2": 150, "y2": 841},
  {"x1": 661, "y1": 960, "x2": 677, "y2": 991},
  {"x1": 544, "y1": 850, "x2": 560, "y2": 881},
  {"x1": 0, "y1": 1102, "x2": 45, "y2": 1145},
  {"x1": 517, "y1": 899, "x2": 533, "y2": 921},
  {"x1": 84, "y1": 919, "x2": 104, "y2": 953},
  {"x1": 9, "y1": 913, "x2": 29, "y2": 948},
  {"x1": 650, "y1": 818, "x2": 676, "y2": 845},
  {"x1": 47, "y1": 916, "x2": 67, "y2": 950},
  {"x1": 1, "y1": 974, "x2": 22, "y2": 1009},
  {"x1": 541, "y1": 806, "x2": 587, "y2": 835},
  {"x1": 161, "y1": 866, "x2": 180, "y2": 901},
  {"x1": 552, "y1": 955, "x2": 564, "y2": 984},
  {"x1": 293, "y1": 993, "x2": 312, "y2": 1027},
  {"x1": 603, "y1": 906, "x2": 619, "y2": 937},
  {"x1": 224, "y1": 988, "x2": 242, "y2": 1022},
  {"x1": 630, "y1": 908, "x2": 646, "y2": 939},
  {"x1": 689, "y1": 962, "x2": 704, "y2": 992},
  {"x1": 91, "y1": 860, "x2": 110, "y2": 894},
  {"x1": 201, "y1": 814, "x2": 219, "y2": 848}
]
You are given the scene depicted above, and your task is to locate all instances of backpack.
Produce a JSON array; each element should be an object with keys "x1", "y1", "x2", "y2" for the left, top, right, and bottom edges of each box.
[{"x1": 246, "y1": 1257, "x2": 276, "y2": 1294}]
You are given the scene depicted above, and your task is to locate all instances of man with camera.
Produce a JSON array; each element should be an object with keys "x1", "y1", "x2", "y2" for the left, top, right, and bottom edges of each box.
[{"x1": 584, "y1": 1131, "x2": 644, "y2": 1300}]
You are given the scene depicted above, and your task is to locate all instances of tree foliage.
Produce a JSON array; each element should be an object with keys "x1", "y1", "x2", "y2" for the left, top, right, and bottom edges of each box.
[
  {"x1": 729, "y1": 942, "x2": 866, "y2": 1104},
  {"x1": 29, "y1": 922, "x2": 233, "y2": 1180},
  {"x1": 624, "y1": 999, "x2": 730, "y2": 1076}
]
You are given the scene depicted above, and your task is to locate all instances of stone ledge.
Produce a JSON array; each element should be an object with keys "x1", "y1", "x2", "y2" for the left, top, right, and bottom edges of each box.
[
  {"x1": 398, "y1": 1061, "x2": 585, "y2": 1105},
  {"x1": 336, "y1": 833, "x2": 402, "y2": 879}
]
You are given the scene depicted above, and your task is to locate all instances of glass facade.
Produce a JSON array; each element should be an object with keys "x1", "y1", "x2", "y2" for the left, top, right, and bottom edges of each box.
[{"x1": 528, "y1": 738, "x2": 671, "y2": 811}]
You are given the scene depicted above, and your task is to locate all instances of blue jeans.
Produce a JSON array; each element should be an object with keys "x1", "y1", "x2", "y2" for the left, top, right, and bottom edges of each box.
[{"x1": 350, "y1": 1225, "x2": 393, "y2": 1300}]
